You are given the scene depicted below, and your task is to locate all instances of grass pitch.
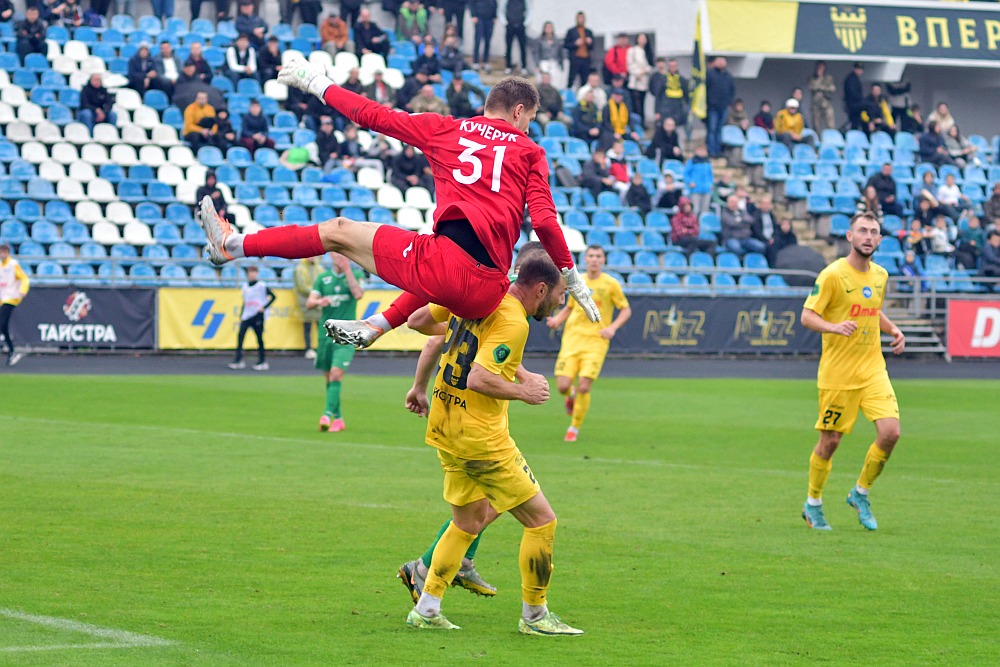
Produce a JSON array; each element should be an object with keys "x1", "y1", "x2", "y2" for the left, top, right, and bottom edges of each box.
[{"x1": 1, "y1": 371, "x2": 998, "y2": 666}]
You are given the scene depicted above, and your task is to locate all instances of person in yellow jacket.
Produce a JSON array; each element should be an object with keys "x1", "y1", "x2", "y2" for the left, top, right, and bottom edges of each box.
[
  {"x1": 0, "y1": 243, "x2": 30, "y2": 366},
  {"x1": 294, "y1": 257, "x2": 324, "y2": 359},
  {"x1": 774, "y1": 98, "x2": 814, "y2": 149},
  {"x1": 183, "y1": 90, "x2": 216, "y2": 150}
]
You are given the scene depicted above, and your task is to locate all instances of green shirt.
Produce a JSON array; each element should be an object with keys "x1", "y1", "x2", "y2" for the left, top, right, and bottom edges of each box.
[{"x1": 311, "y1": 268, "x2": 365, "y2": 321}]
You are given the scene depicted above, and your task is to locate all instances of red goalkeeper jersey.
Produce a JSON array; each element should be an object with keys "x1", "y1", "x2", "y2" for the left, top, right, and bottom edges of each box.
[{"x1": 323, "y1": 86, "x2": 574, "y2": 273}]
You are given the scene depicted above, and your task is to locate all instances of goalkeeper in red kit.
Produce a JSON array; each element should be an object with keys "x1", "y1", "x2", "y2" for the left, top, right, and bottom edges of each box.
[{"x1": 196, "y1": 61, "x2": 600, "y2": 348}]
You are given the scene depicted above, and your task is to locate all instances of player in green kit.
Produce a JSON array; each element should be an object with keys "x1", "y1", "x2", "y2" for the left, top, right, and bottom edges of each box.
[{"x1": 306, "y1": 253, "x2": 365, "y2": 432}]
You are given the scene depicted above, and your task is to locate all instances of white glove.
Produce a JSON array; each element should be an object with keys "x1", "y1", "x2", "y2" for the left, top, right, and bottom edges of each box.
[
  {"x1": 277, "y1": 58, "x2": 334, "y2": 100},
  {"x1": 562, "y1": 267, "x2": 601, "y2": 323}
]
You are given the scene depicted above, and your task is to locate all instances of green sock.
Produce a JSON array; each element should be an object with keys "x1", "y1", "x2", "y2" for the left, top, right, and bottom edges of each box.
[
  {"x1": 325, "y1": 381, "x2": 341, "y2": 418},
  {"x1": 420, "y1": 518, "x2": 486, "y2": 567}
]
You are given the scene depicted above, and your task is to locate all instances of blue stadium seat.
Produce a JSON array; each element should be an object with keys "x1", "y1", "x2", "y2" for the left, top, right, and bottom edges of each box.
[
  {"x1": 628, "y1": 272, "x2": 653, "y2": 286},
  {"x1": 18, "y1": 240, "x2": 45, "y2": 257},
  {"x1": 47, "y1": 242, "x2": 74, "y2": 260},
  {"x1": 765, "y1": 274, "x2": 790, "y2": 290},
  {"x1": 699, "y1": 212, "x2": 720, "y2": 233},
  {"x1": 80, "y1": 242, "x2": 108, "y2": 262},
  {"x1": 746, "y1": 126, "x2": 770, "y2": 145},
  {"x1": 138, "y1": 15, "x2": 162, "y2": 35},
  {"x1": 153, "y1": 222, "x2": 181, "y2": 244},
  {"x1": 147, "y1": 182, "x2": 175, "y2": 203},
  {"x1": 171, "y1": 244, "x2": 199, "y2": 264},
  {"x1": 715, "y1": 273, "x2": 737, "y2": 289},
  {"x1": 162, "y1": 106, "x2": 184, "y2": 129},
  {"x1": 118, "y1": 181, "x2": 145, "y2": 202},
  {"x1": 721, "y1": 125, "x2": 745, "y2": 147},
  {"x1": 661, "y1": 251, "x2": 686, "y2": 269},
  {"x1": 31, "y1": 221, "x2": 60, "y2": 244},
  {"x1": 296, "y1": 23, "x2": 319, "y2": 40},
  {"x1": 24, "y1": 53, "x2": 50, "y2": 72},
  {"x1": 742, "y1": 143, "x2": 766, "y2": 165},
  {"x1": 655, "y1": 271, "x2": 680, "y2": 286},
  {"x1": 141, "y1": 244, "x2": 170, "y2": 265},
  {"x1": 234, "y1": 185, "x2": 263, "y2": 205},
  {"x1": 237, "y1": 78, "x2": 263, "y2": 96},
  {"x1": 311, "y1": 206, "x2": 335, "y2": 222},
  {"x1": 716, "y1": 252, "x2": 741, "y2": 270},
  {"x1": 829, "y1": 214, "x2": 851, "y2": 236},
  {"x1": 135, "y1": 203, "x2": 162, "y2": 223},
  {"x1": 785, "y1": 179, "x2": 809, "y2": 200},
  {"x1": 262, "y1": 185, "x2": 291, "y2": 207},
  {"x1": 645, "y1": 211, "x2": 670, "y2": 230},
  {"x1": 62, "y1": 221, "x2": 90, "y2": 244},
  {"x1": 690, "y1": 251, "x2": 713, "y2": 269},
  {"x1": 764, "y1": 161, "x2": 789, "y2": 181},
  {"x1": 320, "y1": 186, "x2": 349, "y2": 206},
  {"x1": 190, "y1": 264, "x2": 218, "y2": 286},
  {"x1": 591, "y1": 211, "x2": 617, "y2": 231},
  {"x1": 144, "y1": 89, "x2": 169, "y2": 110},
  {"x1": 130, "y1": 262, "x2": 158, "y2": 284},
  {"x1": 348, "y1": 189, "x2": 374, "y2": 206},
  {"x1": 48, "y1": 104, "x2": 74, "y2": 125},
  {"x1": 833, "y1": 195, "x2": 857, "y2": 214},
  {"x1": 254, "y1": 204, "x2": 280, "y2": 225},
  {"x1": 160, "y1": 264, "x2": 188, "y2": 285},
  {"x1": 686, "y1": 273, "x2": 710, "y2": 289},
  {"x1": 613, "y1": 231, "x2": 638, "y2": 251},
  {"x1": 255, "y1": 148, "x2": 279, "y2": 167},
  {"x1": 198, "y1": 145, "x2": 224, "y2": 167},
  {"x1": 744, "y1": 253, "x2": 769, "y2": 270},
  {"x1": 882, "y1": 215, "x2": 904, "y2": 236},
  {"x1": 273, "y1": 111, "x2": 298, "y2": 129},
  {"x1": 640, "y1": 230, "x2": 667, "y2": 251},
  {"x1": 110, "y1": 243, "x2": 138, "y2": 264},
  {"x1": 545, "y1": 121, "x2": 568, "y2": 137},
  {"x1": 793, "y1": 143, "x2": 817, "y2": 163},
  {"x1": 340, "y1": 206, "x2": 366, "y2": 219},
  {"x1": 27, "y1": 180, "x2": 56, "y2": 202},
  {"x1": 292, "y1": 185, "x2": 319, "y2": 205},
  {"x1": 634, "y1": 251, "x2": 659, "y2": 268},
  {"x1": 16, "y1": 200, "x2": 43, "y2": 221},
  {"x1": 182, "y1": 221, "x2": 207, "y2": 244},
  {"x1": 283, "y1": 204, "x2": 309, "y2": 223},
  {"x1": 272, "y1": 166, "x2": 298, "y2": 184},
  {"x1": 618, "y1": 211, "x2": 644, "y2": 231},
  {"x1": 98, "y1": 261, "x2": 128, "y2": 282},
  {"x1": 606, "y1": 250, "x2": 631, "y2": 267},
  {"x1": 68, "y1": 263, "x2": 97, "y2": 282},
  {"x1": 738, "y1": 274, "x2": 765, "y2": 293},
  {"x1": 587, "y1": 230, "x2": 611, "y2": 247},
  {"x1": 807, "y1": 196, "x2": 833, "y2": 215},
  {"x1": 368, "y1": 207, "x2": 395, "y2": 224}
]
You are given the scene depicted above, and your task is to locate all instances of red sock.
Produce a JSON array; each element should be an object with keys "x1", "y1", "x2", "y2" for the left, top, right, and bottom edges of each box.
[
  {"x1": 243, "y1": 225, "x2": 325, "y2": 259},
  {"x1": 382, "y1": 292, "x2": 429, "y2": 329}
]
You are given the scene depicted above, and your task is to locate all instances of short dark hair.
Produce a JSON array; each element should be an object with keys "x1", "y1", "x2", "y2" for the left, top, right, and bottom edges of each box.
[
  {"x1": 585, "y1": 244, "x2": 606, "y2": 255},
  {"x1": 484, "y1": 77, "x2": 539, "y2": 115},
  {"x1": 514, "y1": 254, "x2": 561, "y2": 290},
  {"x1": 849, "y1": 212, "x2": 880, "y2": 229},
  {"x1": 0, "y1": 243, "x2": 10, "y2": 252},
  {"x1": 513, "y1": 241, "x2": 546, "y2": 270}
]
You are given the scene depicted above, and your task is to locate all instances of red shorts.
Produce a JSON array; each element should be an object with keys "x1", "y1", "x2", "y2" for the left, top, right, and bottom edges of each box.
[{"x1": 372, "y1": 225, "x2": 509, "y2": 320}]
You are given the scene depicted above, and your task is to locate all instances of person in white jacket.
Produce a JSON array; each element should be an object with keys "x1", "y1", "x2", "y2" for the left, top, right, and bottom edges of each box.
[
  {"x1": 0, "y1": 243, "x2": 30, "y2": 366},
  {"x1": 626, "y1": 33, "x2": 652, "y2": 126}
]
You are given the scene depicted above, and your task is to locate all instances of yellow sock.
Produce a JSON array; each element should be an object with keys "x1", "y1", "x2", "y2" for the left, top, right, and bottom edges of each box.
[
  {"x1": 519, "y1": 519, "x2": 557, "y2": 606},
  {"x1": 808, "y1": 452, "x2": 833, "y2": 501},
  {"x1": 857, "y1": 443, "x2": 890, "y2": 491},
  {"x1": 570, "y1": 391, "x2": 591, "y2": 429},
  {"x1": 424, "y1": 522, "x2": 477, "y2": 598}
]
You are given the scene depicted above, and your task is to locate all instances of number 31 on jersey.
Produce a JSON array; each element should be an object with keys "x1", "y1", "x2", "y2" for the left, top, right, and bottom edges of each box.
[{"x1": 452, "y1": 137, "x2": 507, "y2": 193}]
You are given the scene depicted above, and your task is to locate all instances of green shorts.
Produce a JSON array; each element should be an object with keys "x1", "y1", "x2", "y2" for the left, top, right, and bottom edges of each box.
[{"x1": 315, "y1": 339, "x2": 355, "y2": 372}]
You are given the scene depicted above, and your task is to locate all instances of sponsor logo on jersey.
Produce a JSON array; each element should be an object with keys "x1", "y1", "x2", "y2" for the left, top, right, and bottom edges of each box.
[
  {"x1": 493, "y1": 344, "x2": 511, "y2": 363},
  {"x1": 862, "y1": 286, "x2": 873, "y2": 298}
]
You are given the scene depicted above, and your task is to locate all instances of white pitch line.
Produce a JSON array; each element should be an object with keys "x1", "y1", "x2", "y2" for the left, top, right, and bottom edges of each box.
[{"x1": 0, "y1": 609, "x2": 175, "y2": 652}]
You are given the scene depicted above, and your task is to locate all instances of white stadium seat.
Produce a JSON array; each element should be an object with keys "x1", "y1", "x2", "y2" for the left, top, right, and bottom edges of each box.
[
  {"x1": 81, "y1": 143, "x2": 110, "y2": 166},
  {"x1": 51, "y1": 142, "x2": 79, "y2": 165},
  {"x1": 217, "y1": 182, "x2": 233, "y2": 203},
  {"x1": 281, "y1": 49, "x2": 304, "y2": 66},
  {"x1": 382, "y1": 68, "x2": 404, "y2": 89},
  {"x1": 110, "y1": 144, "x2": 139, "y2": 167},
  {"x1": 87, "y1": 178, "x2": 117, "y2": 203},
  {"x1": 68, "y1": 161, "x2": 97, "y2": 183},
  {"x1": 113, "y1": 88, "x2": 142, "y2": 111},
  {"x1": 63, "y1": 122, "x2": 91, "y2": 145},
  {"x1": 58, "y1": 179, "x2": 87, "y2": 203},
  {"x1": 133, "y1": 105, "x2": 160, "y2": 130},
  {"x1": 20, "y1": 141, "x2": 49, "y2": 164},
  {"x1": 62, "y1": 40, "x2": 90, "y2": 62},
  {"x1": 121, "y1": 124, "x2": 150, "y2": 146},
  {"x1": 17, "y1": 102, "x2": 45, "y2": 125},
  {"x1": 157, "y1": 164, "x2": 184, "y2": 186},
  {"x1": 404, "y1": 186, "x2": 433, "y2": 210},
  {"x1": 39, "y1": 161, "x2": 67, "y2": 181},
  {"x1": 174, "y1": 181, "x2": 197, "y2": 204},
  {"x1": 75, "y1": 201, "x2": 104, "y2": 223},
  {"x1": 167, "y1": 145, "x2": 195, "y2": 168},
  {"x1": 52, "y1": 56, "x2": 78, "y2": 76},
  {"x1": 92, "y1": 123, "x2": 121, "y2": 145},
  {"x1": 0, "y1": 102, "x2": 14, "y2": 124},
  {"x1": 396, "y1": 206, "x2": 424, "y2": 230},
  {"x1": 46, "y1": 40, "x2": 62, "y2": 60},
  {"x1": 79, "y1": 56, "x2": 107, "y2": 74},
  {"x1": 123, "y1": 220, "x2": 154, "y2": 245},
  {"x1": 92, "y1": 221, "x2": 122, "y2": 245},
  {"x1": 150, "y1": 125, "x2": 179, "y2": 146},
  {"x1": 360, "y1": 53, "x2": 386, "y2": 73},
  {"x1": 68, "y1": 71, "x2": 90, "y2": 91},
  {"x1": 356, "y1": 167, "x2": 384, "y2": 189},
  {"x1": 1, "y1": 86, "x2": 27, "y2": 108},
  {"x1": 562, "y1": 227, "x2": 587, "y2": 253},
  {"x1": 228, "y1": 203, "x2": 252, "y2": 229},
  {"x1": 139, "y1": 145, "x2": 166, "y2": 167},
  {"x1": 106, "y1": 201, "x2": 136, "y2": 224},
  {"x1": 376, "y1": 184, "x2": 404, "y2": 209},
  {"x1": 4, "y1": 121, "x2": 33, "y2": 144},
  {"x1": 34, "y1": 121, "x2": 62, "y2": 144},
  {"x1": 186, "y1": 163, "x2": 207, "y2": 185},
  {"x1": 424, "y1": 208, "x2": 435, "y2": 225},
  {"x1": 0, "y1": 70, "x2": 9, "y2": 88},
  {"x1": 334, "y1": 52, "x2": 360, "y2": 71},
  {"x1": 102, "y1": 74, "x2": 129, "y2": 89},
  {"x1": 309, "y1": 50, "x2": 334, "y2": 68}
]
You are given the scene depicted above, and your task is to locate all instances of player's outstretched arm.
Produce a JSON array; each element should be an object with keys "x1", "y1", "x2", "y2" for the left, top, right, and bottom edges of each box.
[
  {"x1": 407, "y1": 306, "x2": 448, "y2": 336},
  {"x1": 468, "y1": 363, "x2": 549, "y2": 405},
  {"x1": 406, "y1": 335, "x2": 445, "y2": 417},
  {"x1": 879, "y1": 311, "x2": 905, "y2": 354},
  {"x1": 801, "y1": 308, "x2": 857, "y2": 337}
]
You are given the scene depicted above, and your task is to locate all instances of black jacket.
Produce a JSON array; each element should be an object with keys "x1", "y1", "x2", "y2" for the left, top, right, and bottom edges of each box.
[
  {"x1": 580, "y1": 159, "x2": 611, "y2": 198},
  {"x1": 240, "y1": 112, "x2": 269, "y2": 139},
  {"x1": 257, "y1": 47, "x2": 282, "y2": 82},
  {"x1": 705, "y1": 66, "x2": 734, "y2": 111},
  {"x1": 80, "y1": 83, "x2": 114, "y2": 113},
  {"x1": 128, "y1": 54, "x2": 156, "y2": 89},
  {"x1": 843, "y1": 72, "x2": 863, "y2": 110},
  {"x1": 645, "y1": 127, "x2": 682, "y2": 164},
  {"x1": 469, "y1": 0, "x2": 497, "y2": 20},
  {"x1": 316, "y1": 130, "x2": 340, "y2": 160},
  {"x1": 626, "y1": 183, "x2": 652, "y2": 214},
  {"x1": 865, "y1": 173, "x2": 897, "y2": 204},
  {"x1": 504, "y1": 0, "x2": 526, "y2": 26},
  {"x1": 563, "y1": 26, "x2": 594, "y2": 59},
  {"x1": 16, "y1": 17, "x2": 46, "y2": 42},
  {"x1": 354, "y1": 21, "x2": 386, "y2": 53}
]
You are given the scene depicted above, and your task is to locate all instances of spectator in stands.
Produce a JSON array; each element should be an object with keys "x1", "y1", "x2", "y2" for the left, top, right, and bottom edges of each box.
[
  {"x1": 605, "y1": 140, "x2": 631, "y2": 197},
  {"x1": 355, "y1": 7, "x2": 390, "y2": 57},
  {"x1": 983, "y1": 183, "x2": 1000, "y2": 227},
  {"x1": 0, "y1": 0, "x2": 13, "y2": 22},
  {"x1": 936, "y1": 173, "x2": 971, "y2": 222},
  {"x1": 436, "y1": 0, "x2": 467, "y2": 40},
  {"x1": 321, "y1": 14, "x2": 353, "y2": 56},
  {"x1": 362, "y1": 69, "x2": 397, "y2": 108},
  {"x1": 919, "y1": 121, "x2": 956, "y2": 167},
  {"x1": 257, "y1": 37, "x2": 282, "y2": 85},
  {"x1": 15, "y1": 6, "x2": 46, "y2": 61},
  {"x1": 626, "y1": 173, "x2": 652, "y2": 214},
  {"x1": 751, "y1": 194, "x2": 777, "y2": 246},
  {"x1": 128, "y1": 43, "x2": 163, "y2": 96},
  {"x1": 240, "y1": 99, "x2": 274, "y2": 155},
  {"x1": 580, "y1": 149, "x2": 617, "y2": 199},
  {"x1": 183, "y1": 90, "x2": 215, "y2": 149},
  {"x1": 855, "y1": 185, "x2": 884, "y2": 227},
  {"x1": 943, "y1": 125, "x2": 979, "y2": 168},
  {"x1": 683, "y1": 144, "x2": 714, "y2": 219},
  {"x1": 503, "y1": 0, "x2": 528, "y2": 75},
  {"x1": 577, "y1": 71, "x2": 607, "y2": 114},
  {"x1": 927, "y1": 102, "x2": 955, "y2": 135},
  {"x1": 470, "y1": 0, "x2": 497, "y2": 71},
  {"x1": 865, "y1": 163, "x2": 904, "y2": 217},
  {"x1": 78, "y1": 73, "x2": 117, "y2": 131},
  {"x1": 901, "y1": 103, "x2": 924, "y2": 134},
  {"x1": 912, "y1": 191, "x2": 936, "y2": 229},
  {"x1": 439, "y1": 34, "x2": 466, "y2": 73},
  {"x1": 885, "y1": 79, "x2": 911, "y2": 129},
  {"x1": 293, "y1": 0, "x2": 322, "y2": 25},
  {"x1": 235, "y1": 0, "x2": 267, "y2": 50},
  {"x1": 774, "y1": 98, "x2": 813, "y2": 149},
  {"x1": 412, "y1": 42, "x2": 443, "y2": 82},
  {"x1": 721, "y1": 195, "x2": 765, "y2": 255},
  {"x1": 956, "y1": 215, "x2": 985, "y2": 270},
  {"x1": 649, "y1": 58, "x2": 689, "y2": 133},
  {"x1": 340, "y1": 0, "x2": 363, "y2": 28},
  {"x1": 210, "y1": 108, "x2": 236, "y2": 150},
  {"x1": 226, "y1": 33, "x2": 259, "y2": 85},
  {"x1": 860, "y1": 83, "x2": 895, "y2": 137},
  {"x1": 564, "y1": 11, "x2": 594, "y2": 89},
  {"x1": 807, "y1": 61, "x2": 836, "y2": 133},
  {"x1": 981, "y1": 231, "x2": 1000, "y2": 281},
  {"x1": 340, "y1": 67, "x2": 363, "y2": 95},
  {"x1": 535, "y1": 71, "x2": 566, "y2": 127},
  {"x1": 154, "y1": 41, "x2": 182, "y2": 101},
  {"x1": 753, "y1": 100, "x2": 774, "y2": 135},
  {"x1": 843, "y1": 62, "x2": 864, "y2": 130},
  {"x1": 286, "y1": 84, "x2": 326, "y2": 130},
  {"x1": 735, "y1": 185, "x2": 757, "y2": 218},
  {"x1": 571, "y1": 89, "x2": 601, "y2": 142},
  {"x1": 600, "y1": 87, "x2": 640, "y2": 150},
  {"x1": 904, "y1": 219, "x2": 930, "y2": 257},
  {"x1": 196, "y1": 170, "x2": 224, "y2": 213},
  {"x1": 390, "y1": 144, "x2": 433, "y2": 193},
  {"x1": 726, "y1": 98, "x2": 749, "y2": 131},
  {"x1": 900, "y1": 250, "x2": 920, "y2": 276},
  {"x1": 655, "y1": 172, "x2": 682, "y2": 211},
  {"x1": 186, "y1": 42, "x2": 213, "y2": 83},
  {"x1": 338, "y1": 124, "x2": 389, "y2": 175},
  {"x1": 603, "y1": 32, "x2": 629, "y2": 86},
  {"x1": 705, "y1": 56, "x2": 734, "y2": 158},
  {"x1": 397, "y1": 1, "x2": 429, "y2": 43},
  {"x1": 671, "y1": 197, "x2": 715, "y2": 255},
  {"x1": 315, "y1": 116, "x2": 340, "y2": 171},
  {"x1": 446, "y1": 75, "x2": 485, "y2": 118},
  {"x1": 769, "y1": 218, "x2": 797, "y2": 264},
  {"x1": 397, "y1": 67, "x2": 430, "y2": 109},
  {"x1": 625, "y1": 33, "x2": 652, "y2": 124},
  {"x1": 645, "y1": 116, "x2": 683, "y2": 165},
  {"x1": 926, "y1": 216, "x2": 956, "y2": 255},
  {"x1": 54, "y1": 0, "x2": 84, "y2": 27},
  {"x1": 408, "y1": 84, "x2": 449, "y2": 115}
]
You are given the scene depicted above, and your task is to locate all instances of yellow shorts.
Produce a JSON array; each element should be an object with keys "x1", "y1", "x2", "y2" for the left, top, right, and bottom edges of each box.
[
  {"x1": 554, "y1": 344, "x2": 608, "y2": 381},
  {"x1": 815, "y1": 373, "x2": 899, "y2": 435},
  {"x1": 436, "y1": 447, "x2": 541, "y2": 513}
]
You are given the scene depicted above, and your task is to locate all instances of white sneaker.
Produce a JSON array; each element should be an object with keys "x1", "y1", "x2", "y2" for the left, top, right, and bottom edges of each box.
[
  {"x1": 252, "y1": 362, "x2": 270, "y2": 371},
  {"x1": 304, "y1": 348, "x2": 317, "y2": 359},
  {"x1": 228, "y1": 361, "x2": 246, "y2": 370},
  {"x1": 323, "y1": 319, "x2": 383, "y2": 348},
  {"x1": 7, "y1": 352, "x2": 24, "y2": 366}
]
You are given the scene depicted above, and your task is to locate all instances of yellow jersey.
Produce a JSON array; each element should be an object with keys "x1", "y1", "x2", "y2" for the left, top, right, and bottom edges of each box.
[
  {"x1": 804, "y1": 258, "x2": 889, "y2": 389},
  {"x1": 560, "y1": 272, "x2": 629, "y2": 353},
  {"x1": 425, "y1": 294, "x2": 529, "y2": 460}
]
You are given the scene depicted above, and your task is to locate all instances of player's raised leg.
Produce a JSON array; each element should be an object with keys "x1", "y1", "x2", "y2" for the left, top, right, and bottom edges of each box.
[{"x1": 399, "y1": 518, "x2": 497, "y2": 603}]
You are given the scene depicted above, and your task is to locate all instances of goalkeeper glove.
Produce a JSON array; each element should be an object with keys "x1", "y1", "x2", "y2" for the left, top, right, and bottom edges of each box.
[
  {"x1": 277, "y1": 58, "x2": 335, "y2": 101},
  {"x1": 562, "y1": 267, "x2": 601, "y2": 322}
]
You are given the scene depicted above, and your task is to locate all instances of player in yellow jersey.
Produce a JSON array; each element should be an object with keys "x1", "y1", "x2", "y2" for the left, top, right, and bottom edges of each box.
[
  {"x1": 402, "y1": 254, "x2": 583, "y2": 636},
  {"x1": 547, "y1": 245, "x2": 631, "y2": 442},
  {"x1": 800, "y1": 212, "x2": 905, "y2": 531}
]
